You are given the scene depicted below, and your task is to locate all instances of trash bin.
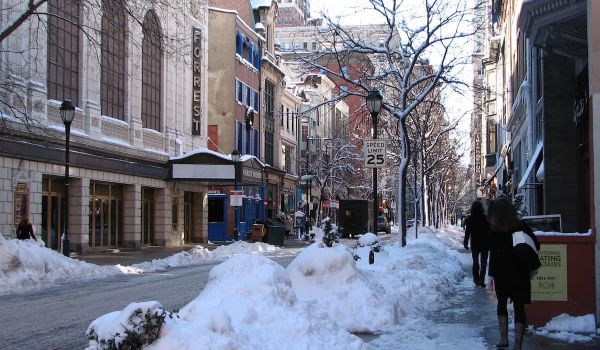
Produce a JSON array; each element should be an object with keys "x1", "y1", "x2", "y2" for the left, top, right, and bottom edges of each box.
[{"x1": 265, "y1": 218, "x2": 285, "y2": 246}]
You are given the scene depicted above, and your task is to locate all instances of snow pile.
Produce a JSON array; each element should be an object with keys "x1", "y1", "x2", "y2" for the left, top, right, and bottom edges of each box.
[
  {"x1": 532, "y1": 314, "x2": 599, "y2": 343},
  {"x1": 542, "y1": 313, "x2": 597, "y2": 333},
  {"x1": 88, "y1": 254, "x2": 367, "y2": 350},
  {"x1": 0, "y1": 236, "x2": 125, "y2": 295},
  {"x1": 0, "y1": 235, "x2": 280, "y2": 295},
  {"x1": 357, "y1": 232, "x2": 380, "y2": 247},
  {"x1": 86, "y1": 301, "x2": 168, "y2": 349},
  {"x1": 86, "y1": 226, "x2": 468, "y2": 349},
  {"x1": 355, "y1": 226, "x2": 464, "y2": 317},
  {"x1": 131, "y1": 241, "x2": 278, "y2": 272},
  {"x1": 287, "y1": 242, "x2": 392, "y2": 332}
]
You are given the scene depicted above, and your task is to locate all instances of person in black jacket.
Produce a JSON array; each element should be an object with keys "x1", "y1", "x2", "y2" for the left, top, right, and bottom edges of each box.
[
  {"x1": 16, "y1": 216, "x2": 37, "y2": 241},
  {"x1": 463, "y1": 200, "x2": 490, "y2": 287},
  {"x1": 488, "y1": 198, "x2": 540, "y2": 350}
]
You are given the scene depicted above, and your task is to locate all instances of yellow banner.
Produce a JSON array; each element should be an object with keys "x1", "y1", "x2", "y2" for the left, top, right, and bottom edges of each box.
[{"x1": 532, "y1": 244, "x2": 567, "y2": 301}]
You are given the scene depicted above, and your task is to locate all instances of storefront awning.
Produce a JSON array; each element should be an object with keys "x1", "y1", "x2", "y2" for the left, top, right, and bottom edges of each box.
[
  {"x1": 483, "y1": 163, "x2": 503, "y2": 188},
  {"x1": 518, "y1": 142, "x2": 543, "y2": 189},
  {"x1": 169, "y1": 147, "x2": 235, "y2": 182}
]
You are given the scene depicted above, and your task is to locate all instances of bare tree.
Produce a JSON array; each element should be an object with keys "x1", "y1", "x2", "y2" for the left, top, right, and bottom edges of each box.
[
  {"x1": 307, "y1": 136, "x2": 362, "y2": 224},
  {"x1": 287, "y1": 0, "x2": 476, "y2": 245}
]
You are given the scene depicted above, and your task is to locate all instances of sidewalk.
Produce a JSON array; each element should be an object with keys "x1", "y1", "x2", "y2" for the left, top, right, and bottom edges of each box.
[
  {"x1": 72, "y1": 235, "x2": 310, "y2": 266},
  {"x1": 452, "y1": 247, "x2": 600, "y2": 350}
]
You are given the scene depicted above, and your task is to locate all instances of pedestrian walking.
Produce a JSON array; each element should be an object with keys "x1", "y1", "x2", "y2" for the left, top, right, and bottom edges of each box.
[
  {"x1": 487, "y1": 197, "x2": 540, "y2": 350},
  {"x1": 16, "y1": 216, "x2": 37, "y2": 241},
  {"x1": 463, "y1": 200, "x2": 490, "y2": 287}
]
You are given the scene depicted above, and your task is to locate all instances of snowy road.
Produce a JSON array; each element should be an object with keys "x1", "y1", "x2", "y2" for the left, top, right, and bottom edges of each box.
[{"x1": 0, "y1": 256, "x2": 296, "y2": 350}]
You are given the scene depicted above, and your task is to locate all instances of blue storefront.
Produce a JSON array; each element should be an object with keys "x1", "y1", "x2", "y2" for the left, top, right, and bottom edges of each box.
[{"x1": 226, "y1": 156, "x2": 265, "y2": 240}]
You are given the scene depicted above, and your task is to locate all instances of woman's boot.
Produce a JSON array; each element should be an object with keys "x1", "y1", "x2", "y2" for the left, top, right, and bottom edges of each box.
[
  {"x1": 513, "y1": 322, "x2": 526, "y2": 350},
  {"x1": 496, "y1": 315, "x2": 509, "y2": 348}
]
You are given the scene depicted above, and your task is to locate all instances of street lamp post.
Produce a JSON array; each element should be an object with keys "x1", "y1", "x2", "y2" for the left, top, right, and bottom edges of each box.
[
  {"x1": 60, "y1": 100, "x2": 75, "y2": 256},
  {"x1": 231, "y1": 149, "x2": 241, "y2": 241},
  {"x1": 366, "y1": 90, "x2": 383, "y2": 234}
]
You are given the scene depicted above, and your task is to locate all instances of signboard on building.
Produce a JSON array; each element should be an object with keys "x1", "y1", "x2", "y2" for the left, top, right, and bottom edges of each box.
[
  {"x1": 532, "y1": 244, "x2": 568, "y2": 301},
  {"x1": 230, "y1": 190, "x2": 243, "y2": 207},
  {"x1": 191, "y1": 27, "x2": 202, "y2": 135},
  {"x1": 522, "y1": 215, "x2": 562, "y2": 232},
  {"x1": 364, "y1": 140, "x2": 387, "y2": 168}
]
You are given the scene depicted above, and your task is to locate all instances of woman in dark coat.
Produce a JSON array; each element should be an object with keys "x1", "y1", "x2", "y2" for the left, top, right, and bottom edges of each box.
[
  {"x1": 488, "y1": 198, "x2": 540, "y2": 350},
  {"x1": 463, "y1": 200, "x2": 490, "y2": 287},
  {"x1": 16, "y1": 217, "x2": 37, "y2": 241}
]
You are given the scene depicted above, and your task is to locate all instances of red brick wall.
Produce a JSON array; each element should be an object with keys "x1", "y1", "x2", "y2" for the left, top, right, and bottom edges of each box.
[{"x1": 209, "y1": 0, "x2": 254, "y2": 28}]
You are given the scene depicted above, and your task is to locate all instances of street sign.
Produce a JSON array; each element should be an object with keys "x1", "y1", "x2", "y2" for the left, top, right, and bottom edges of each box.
[
  {"x1": 297, "y1": 200, "x2": 304, "y2": 209},
  {"x1": 364, "y1": 139, "x2": 387, "y2": 168},
  {"x1": 230, "y1": 190, "x2": 243, "y2": 206}
]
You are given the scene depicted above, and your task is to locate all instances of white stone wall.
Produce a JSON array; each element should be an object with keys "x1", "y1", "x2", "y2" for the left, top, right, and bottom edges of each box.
[{"x1": 0, "y1": 0, "x2": 210, "y2": 251}]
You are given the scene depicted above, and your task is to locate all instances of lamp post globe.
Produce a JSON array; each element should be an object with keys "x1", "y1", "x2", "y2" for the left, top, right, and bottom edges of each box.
[
  {"x1": 232, "y1": 149, "x2": 241, "y2": 241},
  {"x1": 60, "y1": 100, "x2": 75, "y2": 257},
  {"x1": 366, "y1": 90, "x2": 382, "y2": 235}
]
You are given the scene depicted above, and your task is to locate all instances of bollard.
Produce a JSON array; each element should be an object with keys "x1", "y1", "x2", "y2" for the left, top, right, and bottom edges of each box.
[{"x1": 369, "y1": 249, "x2": 374, "y2": 264}]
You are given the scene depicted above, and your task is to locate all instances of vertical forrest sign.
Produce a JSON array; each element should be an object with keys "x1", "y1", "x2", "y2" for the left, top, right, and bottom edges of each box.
[{"x1": 192, "y1": 27, "x2": 202, "y2": 135}]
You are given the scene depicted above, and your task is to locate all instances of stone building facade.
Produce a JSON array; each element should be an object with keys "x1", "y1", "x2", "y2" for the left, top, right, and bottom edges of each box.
[{"x1": 0, "y1": 0, "x2": 211, "y2": 253}]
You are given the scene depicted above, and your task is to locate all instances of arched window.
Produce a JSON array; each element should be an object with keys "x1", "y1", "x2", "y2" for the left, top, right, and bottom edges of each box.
[
  {"x1": 141, "y1": 11, "x2": 162, "y2": 131},
  {"x1": 47, "y1": 0, "x2": 80, "y2": 105},
  {"x1": 100, "y1": 0, "x2": 126, "y2": 121}
]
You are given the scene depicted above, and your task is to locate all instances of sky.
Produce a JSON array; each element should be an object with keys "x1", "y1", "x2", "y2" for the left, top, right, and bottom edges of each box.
[{"x1": 2, "y1": 226, "x2": 598, "y2": 349}]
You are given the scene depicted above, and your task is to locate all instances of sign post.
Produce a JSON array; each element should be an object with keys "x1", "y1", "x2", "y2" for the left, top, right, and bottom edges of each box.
[{"x1": 230, "y1": 190, "x2": 243, "y2": 207}]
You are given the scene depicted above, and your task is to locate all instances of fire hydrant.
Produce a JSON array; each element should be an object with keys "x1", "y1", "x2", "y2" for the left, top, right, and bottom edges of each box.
[{"x1": 369, "y1": 249, "x2": 375, "y2": 265}]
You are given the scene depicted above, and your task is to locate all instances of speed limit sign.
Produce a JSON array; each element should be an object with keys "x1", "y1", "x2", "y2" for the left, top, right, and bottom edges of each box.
[{"x1": 364, "y1": 139, "x2": 387, "y2": 168}]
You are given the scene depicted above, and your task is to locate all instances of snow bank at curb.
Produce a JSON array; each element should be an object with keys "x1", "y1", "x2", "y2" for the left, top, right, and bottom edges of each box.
[
  {"x1": 0, "y1": 234, "x2": 280, "y2": 296},
  {"x1": 96, "y1": 254, "x2": 369, "y2": 350}
]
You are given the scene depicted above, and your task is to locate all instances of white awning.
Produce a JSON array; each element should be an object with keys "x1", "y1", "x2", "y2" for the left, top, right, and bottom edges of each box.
[
  {"x1": 518, "y1": 142, "x2": 543, "y2": 189},
  {"x1": 536, "y1": 160, "x2": 545, "y2": 181}
]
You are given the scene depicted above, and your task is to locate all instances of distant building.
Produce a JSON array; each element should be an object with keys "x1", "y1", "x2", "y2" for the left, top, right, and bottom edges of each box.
[{"x1": 275, "y1": 0, "x2": 311, "y2": 28}]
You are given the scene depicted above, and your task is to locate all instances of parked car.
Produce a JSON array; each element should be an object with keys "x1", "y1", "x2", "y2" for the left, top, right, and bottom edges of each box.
[
  {"x1": 377, "y1": 216, "x2": 391, "y2": 234},
  {"x1": 406, "y1": 219, "x2": 421, "y2": 229}
]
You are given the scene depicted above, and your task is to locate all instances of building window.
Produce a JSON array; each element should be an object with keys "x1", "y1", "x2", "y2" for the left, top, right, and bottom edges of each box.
[
  {"x1": 101, "y1": 0, "x2": 126, "y2": 121},
  {"x1": 141, "y1": 11, "x2": 162, "y2": 131},
  {"x1": 236, "y1": 80, "x2": 243, "y2": 102},
  {"x1": 487, "y1": 119, "x2": 497, "y2": 153},
  {"x1": 301, "y1": 124, "x2": 308, "y2": 142},
  {"x1": 47, "y1": 0, "x2": 80, "y2": 105},
  {"x1": 311, "y1": 42, "x2": 317, "y2": 50},
  {"x1": 286, "y1": 108, "x2": 290, "y2": 130}
]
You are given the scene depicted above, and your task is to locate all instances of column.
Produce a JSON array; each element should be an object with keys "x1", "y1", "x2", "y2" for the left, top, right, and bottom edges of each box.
[
  {"x1": 70, "y1": 178, "x2": 90, "y2": 254},
  {"x1": 123, "y1": 184, "x2": 141, "y2": 248},
  {"x1": 194, "y1": 192, "x2": 207, "y2": 243},
  {"x1": 155, "y1": 186, "x2": 175, "y2": 246}
]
